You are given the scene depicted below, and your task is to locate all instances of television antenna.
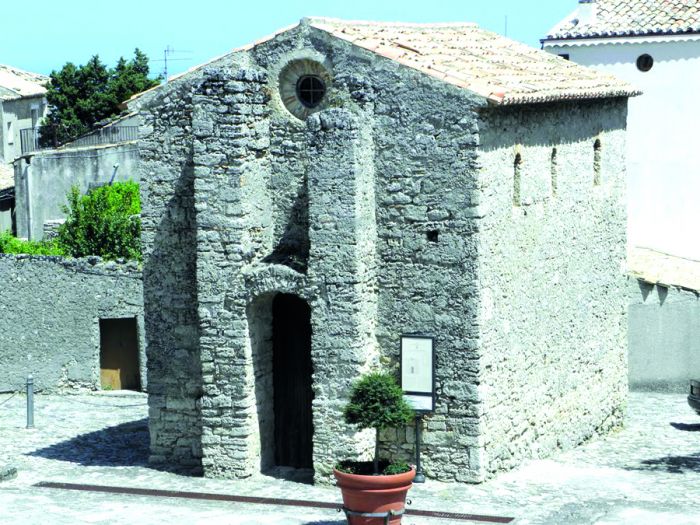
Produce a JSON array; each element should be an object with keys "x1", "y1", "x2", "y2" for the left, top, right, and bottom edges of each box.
[{"x1": 151, "y1": 45, "x2": 194, "y2": 83}]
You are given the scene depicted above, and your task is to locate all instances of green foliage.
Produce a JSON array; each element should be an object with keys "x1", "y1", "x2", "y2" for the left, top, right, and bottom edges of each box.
[
  {"x1": 40, "y1": 49, "x2": 160, "y2": 146},
  {"x1": 0, "y1": 230, "x2": 65, "y2": 256},
  {"x1": 342, "y1": 372, "x2": 415, "y2": 475},
  {"x1": 382, "y1": 460, "x2": 411, "y2": 476},
  {"x1": 343, "y1": 372, "x2": 415, "y2": 432},
  {"x1": 57, "y1": 181, "x2": 141, "y2": 261}
]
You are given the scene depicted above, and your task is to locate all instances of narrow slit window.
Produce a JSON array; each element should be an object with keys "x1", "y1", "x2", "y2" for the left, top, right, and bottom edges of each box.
[
  {"x1": 513, "y1": 153, "x2": 522, "y2": 206},
  {"x1": 551, "y1": 148, "x2": 558, "y2": 197},
  {"x1": 593, "y1": 139, "x2": 602, "y2": 186}
]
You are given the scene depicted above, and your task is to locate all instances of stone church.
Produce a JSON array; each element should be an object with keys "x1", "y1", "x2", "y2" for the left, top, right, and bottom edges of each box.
[{"x1": 133, "y1": 18, "x2": 636, "y2": 483}]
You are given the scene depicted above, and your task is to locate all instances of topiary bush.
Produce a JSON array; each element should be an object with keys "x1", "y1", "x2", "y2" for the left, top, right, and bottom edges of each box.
[
  {"x1": 57, "y1": 181, "x2": 141, "y2": 261},
  {"x1": 342, "y1": 372, "x2": 415, "y2": 475},
  {"x1": 0, "y1": 230, "x2": 65, "y2": 256}
]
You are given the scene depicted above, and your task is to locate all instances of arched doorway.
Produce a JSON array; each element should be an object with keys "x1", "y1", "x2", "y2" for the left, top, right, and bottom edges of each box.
[
  {"x1": 271, "y1": 293, "x2": 314, "y2": 469},
  {"x1": 248, "y1": 292, "x2": 314, "y2": 474}
]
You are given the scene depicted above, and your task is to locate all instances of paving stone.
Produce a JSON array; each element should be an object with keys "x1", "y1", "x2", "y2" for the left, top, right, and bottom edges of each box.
[
  {"x1": 0, "y1": 464, "x2": 17, "y2": 482},
  {"x1": 0, "y1": 391, "x2": 698, "y2": 524}
]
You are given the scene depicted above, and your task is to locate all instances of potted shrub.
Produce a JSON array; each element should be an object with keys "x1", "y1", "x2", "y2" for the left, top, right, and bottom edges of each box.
[{"x1": 334, "y1": 372, "x2": 416, "y2": 525}]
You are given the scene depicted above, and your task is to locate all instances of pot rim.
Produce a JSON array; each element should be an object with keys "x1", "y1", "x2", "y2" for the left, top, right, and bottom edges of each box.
[{"x1": 333, "y1": 465, "x2": 416, "y2": 488}]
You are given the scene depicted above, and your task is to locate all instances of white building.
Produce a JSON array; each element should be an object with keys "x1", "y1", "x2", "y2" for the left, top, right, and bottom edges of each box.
[
  {"x1": 543, "y1": 0, "x2": 700, "y2": 260},
  {"x1": 0, "y1": 65, "x2": 48, "y2": 232}
]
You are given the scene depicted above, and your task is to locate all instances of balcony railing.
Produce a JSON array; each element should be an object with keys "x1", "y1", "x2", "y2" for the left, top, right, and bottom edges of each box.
[
  {"x1": 19, "y1": 125, "x2": 139, "y2": 155},
  {"x1": 20, "y1": 127, "x2": 40, "y2": 155}
]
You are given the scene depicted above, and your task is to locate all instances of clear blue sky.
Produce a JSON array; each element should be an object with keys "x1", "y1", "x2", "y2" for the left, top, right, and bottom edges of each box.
[{"x1": 4, "y1": 0, "x2": 575, "y2": 78}]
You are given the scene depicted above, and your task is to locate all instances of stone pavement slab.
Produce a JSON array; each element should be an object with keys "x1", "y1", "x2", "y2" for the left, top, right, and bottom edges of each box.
[{"x1": 0, "y1": 391, "x2": 699, "y2": 524}]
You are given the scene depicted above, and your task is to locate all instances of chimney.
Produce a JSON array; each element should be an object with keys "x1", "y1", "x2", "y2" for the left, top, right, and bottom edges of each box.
[{"x1": 577, "y1": 0, "x2": 598, "y2": 26}]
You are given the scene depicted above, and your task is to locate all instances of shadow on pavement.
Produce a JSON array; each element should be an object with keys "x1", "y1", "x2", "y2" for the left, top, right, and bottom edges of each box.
[
  {"x1": 670, "y1": 422, "x2": 700, "y2": 432},
  {"x1": 630, "y1": 452, "x2": 700, "y2": 474},
  {"x1": 27, "y1": 419, "x2": 150, "y2": 468},
  {"x1": 27, "y1": 418, "x2": 199, "y2": 474},
  {"x1": 304, "y1": 521, "x2": 346, "y2": 525}
]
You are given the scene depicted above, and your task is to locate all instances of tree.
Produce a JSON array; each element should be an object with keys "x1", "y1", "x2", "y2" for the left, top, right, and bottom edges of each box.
[
  {"x1": 40, "y1": 49, "x2": 159, "y2": 147},
  {"x1": 343, "y1": 372, "x2": 415, "y2": 474},
  {"x1": 57, "y1": 181, "x2": 142, "y2": 261}
]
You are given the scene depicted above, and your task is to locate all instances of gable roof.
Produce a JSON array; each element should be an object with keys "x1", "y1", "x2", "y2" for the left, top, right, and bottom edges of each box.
[
  {"x1": 0, "y1": 64, "x2": 48, "y2": 101},
  {"x1": 307, "y1": 18, "x2": 638, "y2": 105},
  {"x1": 545, "y1": 0, "x2": 700, "y2": 41},
  {"x1": 128, "y1": 17, "x2": 638, "y2": 109}
]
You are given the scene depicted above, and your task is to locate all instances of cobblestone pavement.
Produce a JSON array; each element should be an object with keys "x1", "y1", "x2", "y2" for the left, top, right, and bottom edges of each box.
[{"x1": 1, "y1": 391, "x2": 699, "y2": 524}]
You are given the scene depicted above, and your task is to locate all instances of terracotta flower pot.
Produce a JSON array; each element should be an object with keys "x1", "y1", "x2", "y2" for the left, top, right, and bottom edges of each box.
[{"x1": 333, "y1": 466, "x2": 415, "y2": 525}]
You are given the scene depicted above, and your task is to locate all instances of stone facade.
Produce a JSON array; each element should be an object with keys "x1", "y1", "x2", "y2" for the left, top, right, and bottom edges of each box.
[
  {"x1": 0, "y1": 254, "x2": 144, "y2": 392},
  {"x1": 138, "y1": 20, "x2": 629, "y2": 483}
]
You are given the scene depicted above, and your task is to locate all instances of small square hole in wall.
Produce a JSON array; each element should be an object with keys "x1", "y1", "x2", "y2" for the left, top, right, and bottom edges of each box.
[{"x1": 427, "y1": 230, "x2": 439, "y2": 243}]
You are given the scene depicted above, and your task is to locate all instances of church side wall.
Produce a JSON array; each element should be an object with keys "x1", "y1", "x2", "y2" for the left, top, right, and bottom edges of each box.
[{"x1": 476, "y1": 99, "x2": 629, "y2": 477}]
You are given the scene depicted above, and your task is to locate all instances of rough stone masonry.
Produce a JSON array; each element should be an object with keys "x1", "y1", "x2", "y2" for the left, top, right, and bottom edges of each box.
[{"x1": 136, "y1": 18, "x2": 631, "y2": 483}]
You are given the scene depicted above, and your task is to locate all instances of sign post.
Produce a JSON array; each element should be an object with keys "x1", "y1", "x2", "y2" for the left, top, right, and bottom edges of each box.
[{"x1": 400, "y1": 334, "x2": 435, "y2": 483}]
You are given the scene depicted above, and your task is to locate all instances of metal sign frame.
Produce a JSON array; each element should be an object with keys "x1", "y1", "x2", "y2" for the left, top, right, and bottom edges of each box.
[{"x1": 399, "y1": 333, "x2": 436, "y2": 413}]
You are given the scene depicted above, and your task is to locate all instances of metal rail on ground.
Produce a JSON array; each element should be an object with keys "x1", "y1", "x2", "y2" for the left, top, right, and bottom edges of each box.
[{"x1": 34, "y1": 481, "x2": 515, "y2": 523}]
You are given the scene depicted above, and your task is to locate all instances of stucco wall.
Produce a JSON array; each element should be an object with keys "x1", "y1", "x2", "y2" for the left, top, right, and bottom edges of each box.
[
  {"x1": 628, "y1": 279, "x2": 700, "y2": 392},
  {"x1": 544, "y1": 37, "x2": 700, "y2": 260},
  {"x1": 476, "y1": 99, "x2": 629, "y2": 477},
  {"x1": 0, "y1": 94, "x2": 47, "y2": 164},
  {"x1": 0, "y1": 254, "x2": 145, "y2": 393},
  {"x1": 14, "y1": 142, "x2": 140, "y2": 240}
]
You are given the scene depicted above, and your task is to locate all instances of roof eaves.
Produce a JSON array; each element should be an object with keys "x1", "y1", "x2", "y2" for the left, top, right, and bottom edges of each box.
[
  {"x1": 544, "y1": 25, "x2": 700, "y2": 42},
  {"x1": 500, "y1": 86, "x2": 642, "y2": 106},
  {"x1": 124, "y1": 22, "x2": 301, "y2": 109}
]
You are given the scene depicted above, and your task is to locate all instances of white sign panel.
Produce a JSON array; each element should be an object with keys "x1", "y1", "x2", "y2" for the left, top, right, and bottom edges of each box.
[{"x1": 401, "y1": 336, "x2": 433, "y2": 393}]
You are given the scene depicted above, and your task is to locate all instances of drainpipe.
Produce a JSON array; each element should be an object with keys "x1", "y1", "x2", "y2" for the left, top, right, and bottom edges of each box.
[
  {"x1": 577, "y1": 0, "x2": 598, "y2": 26},
  {"x1": 108, "y1": 163, "x2": 119, "y2": 185},
  {"x1": 24, "y1": 158, "x2": 32, "y2": 240}
]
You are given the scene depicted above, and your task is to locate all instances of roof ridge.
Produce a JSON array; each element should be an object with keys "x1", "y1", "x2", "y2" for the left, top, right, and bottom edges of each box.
[
  {"x1": 305, "y1": 17, "x2": 478, "y2": 29},
  {"x1": 0, "y1": 64, "x2": 48, "y2": 80},
  {"x1": 126, "y1": 17, "x2": 639, "y2": 109}
]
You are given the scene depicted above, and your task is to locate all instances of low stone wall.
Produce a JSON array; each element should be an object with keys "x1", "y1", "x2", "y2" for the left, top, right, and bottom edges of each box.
[
  {"x1": 0, "y1": 254, "x2": 144, "y2": 392},
  {"x1": 628, "y1": 278, "x2": 700, "y2": 392}
]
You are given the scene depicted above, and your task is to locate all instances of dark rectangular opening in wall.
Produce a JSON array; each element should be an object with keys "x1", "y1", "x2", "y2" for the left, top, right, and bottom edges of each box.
[{"x1": 99, "y1": 318, "x2": 140, "y2": 391}]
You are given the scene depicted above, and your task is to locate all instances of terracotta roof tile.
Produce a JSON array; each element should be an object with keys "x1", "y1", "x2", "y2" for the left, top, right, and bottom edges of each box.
[
  {"x1": 545, "y1": 0, "x2": 700, "y2": 40},
  {"x1": 0, "y1": 65, "x2": 48, "y2": 101},
  {"x1": 308, "y1": 17, "x2": 639, "y2": 105},
  {"x1": 628, "y1": 246, "x2": 700, "y2": 292},
  {"x1": 127, "y1": 17, "x2": 639, "y2": 108}
]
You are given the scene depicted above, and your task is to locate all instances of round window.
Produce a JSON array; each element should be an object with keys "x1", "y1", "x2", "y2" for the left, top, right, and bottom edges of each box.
[
  {"x1": 278, "y1": 59, "x2": 331, "y2": 120},
  {"x1": 296, "y1": 75, "x2": 326, "y2": 108},
  {"x1": 636, "y1": 54, "x2": 654, "y2": 72}
]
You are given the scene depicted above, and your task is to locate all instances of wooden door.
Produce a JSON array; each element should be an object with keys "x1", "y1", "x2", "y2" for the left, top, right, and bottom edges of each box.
[
  {"x1": 272, "y1": 294, "x2": 314, "y2": 468},
  {"x1": 99, "y1": 318, "x2": 140, "y2": 391}
]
